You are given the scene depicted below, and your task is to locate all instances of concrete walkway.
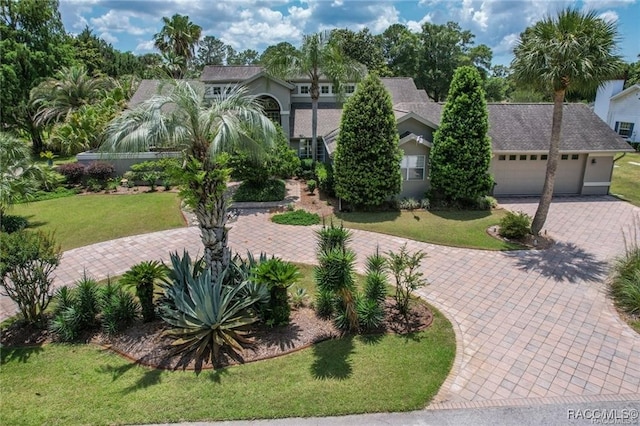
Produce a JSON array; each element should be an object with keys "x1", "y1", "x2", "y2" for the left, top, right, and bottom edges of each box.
[{"x1": 2, "y1": 196, "x2": 639, "y2": 411}]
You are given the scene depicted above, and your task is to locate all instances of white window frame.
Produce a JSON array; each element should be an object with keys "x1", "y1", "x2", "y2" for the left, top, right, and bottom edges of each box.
[
  {"x1": 401, "y1": 155, "x2": 425, "y2": 181},
  {"x1": 298, "y1": 139, "x2": 312, "y2": 159},
  {"x1": 299, "y1": 85, "x2": 310, "y2": 95},
  {"x1": 616, "y1": 121, "x2": 634, "y2": 138},
  {"x1": 320, "y1": 85, "x2": 330, "y2": 95}
]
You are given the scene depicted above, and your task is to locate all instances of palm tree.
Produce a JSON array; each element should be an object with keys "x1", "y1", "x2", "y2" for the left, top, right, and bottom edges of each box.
[
  {"x1": 263, "y1": 31, "x2": 365, "y2": 163},
  {"x1": 0, "y1": 132, "x2": 46, "y2": 221},
  {"x1": 103, "y1": 81, "x2": 275, "y2": 280},
  {"x1": 30, "y1": 65, "x2": 114, "y2": 126},
  {"x1": 511, "y1": 8, "x2": 623, "y2": 235},
  {"x1": 153, "y1": 14, "x2": 201, "y2": 77}
]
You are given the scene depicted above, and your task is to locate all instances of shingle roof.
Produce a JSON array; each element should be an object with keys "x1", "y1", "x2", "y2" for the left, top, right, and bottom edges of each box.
[
  {"x1": 127, "y1": 80, "x2": 204, "y2": 108},
  {"x1": 380, "y1": 78, "x2": 431, "y2": 104},
  {"x1": 291, "y1": 106, "x2": 343, "y2": 139},
  {"x1": 200, "y1": 66, "x2": 264, "y2": 82},
  {"x1": 488, "y1": 103, "x2": 632, "y2": 152},
  {"x1": 394, "y1": 102, "x2": 442, "y2": 126}
]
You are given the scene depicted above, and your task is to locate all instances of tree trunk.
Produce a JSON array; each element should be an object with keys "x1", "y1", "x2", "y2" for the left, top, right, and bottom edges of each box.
[
  {"x1": 311, "y1": 93, "x2": 319, "y2": 164},
  {"x1": 194, "y1": 181, "x2": 231, "y2": 283},
  {"x1": 531, "y1": 89, "x2": 565, "y2": 235}
]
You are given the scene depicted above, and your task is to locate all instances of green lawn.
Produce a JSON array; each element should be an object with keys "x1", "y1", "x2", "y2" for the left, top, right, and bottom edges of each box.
[
  {"x1": 0, "y1": 306, "x2": 455, "y2": 425},
  {"x1": 334, "y1": 209, "x2": 522, "y2": 250},
  {"x1": 11, "y1": 193, "x2": 185, "y2": 250},
  {"x1": 611, "y1": 151, "x2": 640, "y2": 207}
]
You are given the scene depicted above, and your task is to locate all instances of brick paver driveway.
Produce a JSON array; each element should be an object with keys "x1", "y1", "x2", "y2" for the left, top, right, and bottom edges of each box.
[{"x1": 2, "y1": 196, "x2": 638, "y2": 408}]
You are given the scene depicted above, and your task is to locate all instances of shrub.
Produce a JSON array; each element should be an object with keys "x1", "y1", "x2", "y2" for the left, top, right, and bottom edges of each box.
[
  {"x1": 129, "y1": 158, "x2": 180, "y2": 185},
  {"x1": 609, "y1": 246, "x2": 640, "y2": 316},
  {"x1": 120, "y1": 260, "x2": 167, "y2": 322},
  {"x1": 315, "y1": 288, "x2": 335, "y2": 318},
  {"x1": 289, "y1": 287, "x2": 308, "y2": 309},
  {"x1": 315, "y1": 247, "x2": 358, "y2": 331},
  {"x1": 357, "y1": 297, "x2": 385, "y2": 330},
  {"x1": 0, "y1": 230, "x2": 61, "y2": 323},
  {"x1": 74, "y1": 275, "x2": 101, "y2": 329},
  {"x1": 233, "y1": 179, "x2": 286, "y2": 202},
  {"x1": 386, "y1": 244, "x2": 428, "y2": 320},
  {"x1": 315, "y1": 162, "x2": 335, "y2": 196},
  {"x1": 476, "y1": 195, "x2": 498, "y2": 210},
  {"x1": 86, "y1": 178, "x2": 105, "y2": 192},
  {"x1": 296, "y1": 158, "x2": 315, "y2": 180},
  {"x1": 271, "y1": 209, "x2": 321, "y2": 226},
  {"x1": 499, "y1": 211, "x2": 531, "y2": 239},
  {"x1": 306, "y1": 179, "x2": 317, "y2": 194},
  {"x1": 85, "y1": 161, "x2": 115, "y2": 181},
  {"x1": 252, "y1": 258, "x2": 301, "y2": 326},
  {"x1": 420, "y1": 198, "x2": 431, "y2": 210},
  {"x1": 0, "y1": 215, "x2": 28, "y2": 233},
  {"x1": 315, "y1": 221, "x2": 352, "y2": 253},
  {"x1": 267, "y1": 127, "x2": 300, "y2": 178},
  {"x1": 99, "y1": 281, "x2": 140, "y2": 335},
  {"x1": 228, "y1": 150, "x2": 270, "y2": 184},
  {"x1": 364, "y1": 249, "x2": 388, "y2": 304},
  {"x1": 56, "y1": 162, "x2": 85, "y2": 184},
  {"x1": 399, "y1": 198, "x2": 420, "y2": 210}
]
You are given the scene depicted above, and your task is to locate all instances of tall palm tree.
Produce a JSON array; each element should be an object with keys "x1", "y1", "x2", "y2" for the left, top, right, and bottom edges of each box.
[
  {"x1": 153, "y1": 14, "x2": 202, "y2": 77},
  {"x1": 30, "y1": 65, "x2": 114, "y2": 126},
  {"x1": 511, "y1": 8, "x2": 623, "y2": 235},
  {"x1": 103, "y1": 81, "x2": 275, "y2": 280},
  {"x1": 264, "y1": 31, "x2": 365, "y2": 163}
]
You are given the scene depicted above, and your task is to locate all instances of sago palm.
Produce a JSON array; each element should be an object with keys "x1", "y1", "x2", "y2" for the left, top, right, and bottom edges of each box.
[
  {"x1": 511, "y1": 8, "x2": 623, "y2": 235},
  {"x1": 103, "y1": 80, "x2": 275, "y2": 281},
  {"x1": 30, "y1": 65, "x2": 114, "y2": 126},
  {"x1": 264, "y1": 31, "x2": 364, "y2": 163}
]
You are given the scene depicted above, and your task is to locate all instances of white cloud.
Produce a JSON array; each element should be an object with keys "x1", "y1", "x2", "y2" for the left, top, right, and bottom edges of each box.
[
  {"x1": 583, "y1": 0, "x2": 636, "y2": 9},
  {"x1": 494, "y1": 33, "x2": 520, "y2": 55},
  {"x1": 599, "y1": 10, "x2": 619, "y2": 22},
  {"x1": 90, "y1": 10, "x2": 148, "y2": 36},
  {"x1": 135, "y1": 40, "x2": 155, "y2": 54},
  {"x1": 406, "y1": 14, "x2": 432, "y2": 32},
  {"x1": 99, "y1": 31, "x2": 118, "y2": 44}
]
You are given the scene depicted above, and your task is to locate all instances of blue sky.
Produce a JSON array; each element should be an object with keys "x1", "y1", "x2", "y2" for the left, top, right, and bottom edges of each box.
[{"x1": 59, "y1": 0, "x2": 640, "y2": 67}]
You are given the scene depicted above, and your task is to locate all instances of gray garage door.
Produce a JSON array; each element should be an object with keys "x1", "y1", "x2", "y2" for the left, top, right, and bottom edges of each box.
[{"x1": 492, "y1": 154, "x2": 584, "y2": 196}]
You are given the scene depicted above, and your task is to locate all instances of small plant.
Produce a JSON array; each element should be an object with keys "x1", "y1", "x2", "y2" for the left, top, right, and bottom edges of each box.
[
  {"x1": 315, "y1": 162, "x2": 335, "y2": 196},
  {"x1": 39, "y1": 150, "x2": 56, "y2": 166},
  {"x1": 315, "y1": 247, "x2": 358, "y2": 331},
  {"x1": 386, "y1": 244, "x2": 428, "y2": 321},
  {"x1": 105, "y1": 178, "x2": 119, "y2": 192},
  {"x1": 476, "y1": 195, "x2": 497, "y2": 210},
  {"x1": 315, "y1": 221, "x2": 352, "y2": 254},
  {"x1": 609, "y1": 222, "x2": 640, "y2": 318},
  {"x1": 315, "y1": 288, "x2": 335, "y2": 319},
  {"x1": 306, "y1": 179, "x2": 317, "y2": 194},
  {"x1": 74, "y1": 274, "x2": 101, "y2": 329},
  {"x1": 0, "y1": 230, "x2": 61, "y2": 323},
  {"x1": 499, "y1": 211, "x2": 531, "y2": 239},
  {"x1": 420, "y1": 198, "x2": 431, "y2": 210},
  {"x1": 252, "y1": 258, "x2": 301, "y2": 326},
  {"x1": 0, "y1": 215, "x2": 28, "y2": 233},
  {"x1": 142, "y1": 171, "x2": 161, "y2": 191},
  {"x1": 364, "y1": 249, "x2": 388, "y2": 304},
  {"x1": 289, "y1": 287, "x2": 308, "y2": 309},
  {"x1": 399, "y1": 197, "x2": 420, "y2": 210},
  {"x1": 120, "y1": 260, "x2": 167, "y2": 322},
  {"x1": 271, "y1": 209, "x2": 321, "y2": 226},
  {"x1": 86, "y1": 178, "x2": 104, "y2": 192},
  {"x1": 296, "y1": 158, "x2": 315, "y2": 180},
  {"x1": 86, "y1": 161, "x2": 115, "y2": 181},
  {"x1": 357, "y1": 296, "x2": 385, "y2": 330},
  {"x1": 56, "y1": 162, "x2": 85, "y2": 184},
  {"x1": 99, "y1": 281, "x2": 140, "y2": 335}
]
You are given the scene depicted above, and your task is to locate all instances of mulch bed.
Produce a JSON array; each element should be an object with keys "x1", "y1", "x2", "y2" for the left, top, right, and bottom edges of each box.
[{"x1": 1, "y1": 298, "x2": 433, "y2": 371}]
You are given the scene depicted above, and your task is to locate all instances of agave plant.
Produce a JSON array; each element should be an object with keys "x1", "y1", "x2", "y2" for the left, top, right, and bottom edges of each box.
[{"x1": 159, "y1": 251, "x2": 261, "y2": 368}]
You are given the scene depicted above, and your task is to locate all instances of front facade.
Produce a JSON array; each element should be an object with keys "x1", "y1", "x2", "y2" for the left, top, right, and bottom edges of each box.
[
  {"x1": 127, "y1": 66, "x2": 633, "y2": 198},
  {"x1": 594, "y1": 80, "x2": 640, "y2": 144}
]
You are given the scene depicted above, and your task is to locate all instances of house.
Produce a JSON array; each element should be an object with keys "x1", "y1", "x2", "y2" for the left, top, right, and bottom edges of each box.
[
  {"x1": 123, "y1": 66, "x2": 633, "y2": 198},
  {"x1": 594, "y1": 80, "x2": 640, "y2": 144}
]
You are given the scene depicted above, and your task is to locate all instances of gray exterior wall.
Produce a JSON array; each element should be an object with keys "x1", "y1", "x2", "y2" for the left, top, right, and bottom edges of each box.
[
  {"x1": 581, "y1": 154, "x2": 614, "y2": 195},
  {"x1": 244, "y1": 76, "x2": 292, "y2": 138},
  {"x1": 399, "y1": 139, "x2": 430, "y2": 199},
  {"x1": 76, "y1": 151, "x2": 182, "y2": 176},
  {"x1": 397, "y1": 117, "x2": 434, "y2": 142}
]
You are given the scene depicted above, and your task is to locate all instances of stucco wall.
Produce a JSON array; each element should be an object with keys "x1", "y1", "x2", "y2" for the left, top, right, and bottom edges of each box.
[
  {"x1": 76, "y1": 151, "x2": 182, "y2": 176},
  {"x1": 399, "y1": 139, "x2": 430, "y2": 199}
]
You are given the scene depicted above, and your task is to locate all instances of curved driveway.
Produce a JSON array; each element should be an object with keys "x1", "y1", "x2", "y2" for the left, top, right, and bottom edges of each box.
[{"x1": 2, "y1": 196, "x2": 639, "y2": 409}]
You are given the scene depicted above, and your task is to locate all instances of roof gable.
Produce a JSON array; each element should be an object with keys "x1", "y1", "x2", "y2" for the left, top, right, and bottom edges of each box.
[
  {"x1": 609, "y1": 84, "x2": 640, "y2": 102},
  {"x1": 200, "y1": 65, "x2": 264, "y2": 82}
]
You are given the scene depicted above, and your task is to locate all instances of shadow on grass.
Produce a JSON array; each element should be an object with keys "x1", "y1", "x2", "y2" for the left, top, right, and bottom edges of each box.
[
  {"x1": 311, "y1": 336, "x2": 354, "y2": 380},
  {"x1": 335, "y1": 211, "x2": 401, "y2": 224},
  {"x1": 504, "y1": 241, "x2": 608, "y2": 283},
  {"x1": 0, "y1": 345, "x2": 44, "y2": 364},
  {"x1": 98, "y1": 361, "x2": 164, "y2": 394},
  {"x1": 429, "y1": 209, "x2": 491, "y2": 221}
]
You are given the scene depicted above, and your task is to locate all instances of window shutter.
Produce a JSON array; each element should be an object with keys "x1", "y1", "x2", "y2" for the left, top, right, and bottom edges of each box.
[
  {"x1": 615, "y1": 122, "x2": 620, "y2": 132},
  {"x1": 629, "y1": 123, "x2": 635, "y2": 136}
]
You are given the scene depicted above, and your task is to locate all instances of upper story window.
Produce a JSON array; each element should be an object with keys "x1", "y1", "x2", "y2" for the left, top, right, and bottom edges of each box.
[
  {"x1": 205, "y1": 85, "x2": 233, "y2": 98},
  {"x1": 615, "y1": 121, "x2": 635, "y2": 138},
  {"x1": 345, "y1": 85, "x2": 355, "y2": 94},
  {"x1": 299, "y1": 85, "x2": 310, "y2": 94},
  {"x1": 321, "y1": 85, "x2": 330, "y2": 94}
]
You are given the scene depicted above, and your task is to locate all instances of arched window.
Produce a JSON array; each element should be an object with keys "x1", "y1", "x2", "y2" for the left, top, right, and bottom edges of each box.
[{"x1": 258, "y1": 96, "x2": 281, "y2": 126}]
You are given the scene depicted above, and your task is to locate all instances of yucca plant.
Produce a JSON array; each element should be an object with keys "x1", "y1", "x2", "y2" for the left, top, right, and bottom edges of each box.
[
  {"x1": 364, "y1": 248, "x2": 388, "y2": 304},
  {"x1": 159, "y1": 251, "x2": 261, "y2": 369},
  {"x1": 314, "y1": 288, "x2": 335, "y2": 319},
  {"x1": 315, "y1": 247, "x2": 358, "y2": 331},
  {"x1": 252, "y1": 258, "x2": 301, "y2": 326},
  {"x1": 120, "y1": 260, "x2": 167, "y2": 322},
  {"x1": 356, "y1": 296, "x2": 385, "y2": 331},
  {"x1": 75, "y1": 274, "x2": 101, "y2": 329},
  {"x1": 315, "y1": 221, "x2": 352, "y2": 254},
  {"x1": 99, "y1": 281, "x2": 140, "y2": 335},
  {"x1": 50, "y1": 286, "x2": 81, "y2": 342}
]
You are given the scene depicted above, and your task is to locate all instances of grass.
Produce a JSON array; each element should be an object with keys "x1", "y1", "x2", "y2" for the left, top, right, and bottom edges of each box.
[
  {"x1": 611, "y1": 151, "x2": 640, "y2": 207},
  {"x1": 334, "y1": 209, "x2": 522, "y2": 250},
  {"x1": 10, "y1": 193, "x2": 185, "y2": 250},
  {"x1": 1, "y1": 309, "x2": 455, "y2": 425},
  {"x1": 272, "y1": 209, "x2": 321, "y2": 226}
]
